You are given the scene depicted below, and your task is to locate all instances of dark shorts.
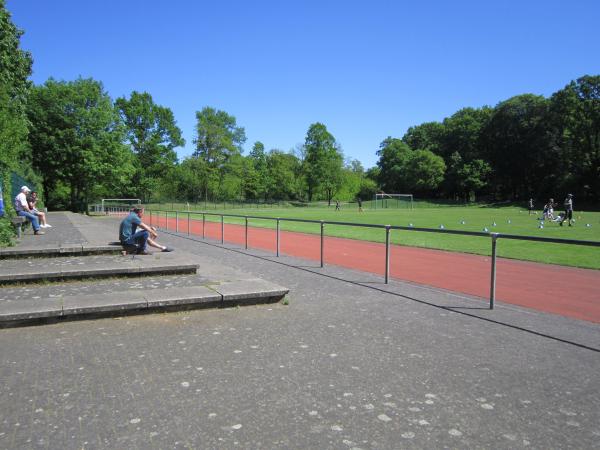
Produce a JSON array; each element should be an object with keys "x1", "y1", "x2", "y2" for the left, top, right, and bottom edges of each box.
[
  {"x1": 565, "y1": 210, "x2": 573, "y2": 220},
  {"x1": 121, "y1": 230, "x2": 149, "y2": 253}
]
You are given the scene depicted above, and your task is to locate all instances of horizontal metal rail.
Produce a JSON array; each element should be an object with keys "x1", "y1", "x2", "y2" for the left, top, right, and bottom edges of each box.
[{"x1": 146, "y1": 208, "x2": 600, "y2": 309}]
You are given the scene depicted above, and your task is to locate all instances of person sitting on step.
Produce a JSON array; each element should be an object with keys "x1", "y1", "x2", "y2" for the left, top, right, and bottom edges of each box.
[
  {"x1": 27, "y1": 191, "x2": 51, "y2": 228},
  {"x1": 119, "y1": 206, "x2": 173, "y2": 255},
  {"x1": 14, "y1": 186, "x2": 44, "y2": 235}
]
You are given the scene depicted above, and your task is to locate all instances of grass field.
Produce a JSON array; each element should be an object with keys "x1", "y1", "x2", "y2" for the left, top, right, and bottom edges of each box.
[{"x1": 147, "y1": 202, "x2": 600, "y2": 270}]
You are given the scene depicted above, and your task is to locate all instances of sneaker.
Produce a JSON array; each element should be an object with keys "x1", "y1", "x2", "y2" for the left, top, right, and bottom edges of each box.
[
  {"x1": 44, "y1": 224, "x2": 52, "y2": 228},
  {"x1": 137, "y1": 250, "x2": 151, "y2": 255},
  {"x1": 161, "y1": 246, "x2": 174, "y2": 252},
  {"x1": 34, "y1": 230, "x2": 45, "y2": 235}
]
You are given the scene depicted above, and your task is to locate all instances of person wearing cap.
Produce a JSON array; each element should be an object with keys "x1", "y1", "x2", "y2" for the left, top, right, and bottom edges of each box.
[
  {"x1": 119, "y1": 206, "x2": 173, "y2": 255},
  {"x1": 560, "y1": 194, "x2": 574, "y2": 227},
  {"x1": 14, "y1": 186, "x2": 44, "y2": 235}
]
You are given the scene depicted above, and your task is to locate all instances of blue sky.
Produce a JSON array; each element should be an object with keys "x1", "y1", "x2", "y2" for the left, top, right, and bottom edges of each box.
[{"x1": 7, "y1": 0, "x2": 600, "y2": 169}]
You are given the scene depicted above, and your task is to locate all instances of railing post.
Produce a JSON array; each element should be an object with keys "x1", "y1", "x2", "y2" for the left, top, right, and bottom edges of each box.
[
  {"x1": 221, "y1": 215, "x2": 224, "y2": 244},
  {"x1": 276, "y1": 218, "x2": 280, "y2": 257},
  {"x1": 245, "y1": 217, "x2": 248, "y2": 250},
  {"x1": 490, "y1": 233, "x2": 499, "y2": 310},
  {"x1": 175, "y1": 211, "x2": 179, "y2": 233},
  {"x1": 385, "y1": 225, "x2": 391, "y2": 284},
  {"x1": 165, "y1": 211, "x2": 168, "y2": 230},
  {"x1": 149, "y1": 210, "x2": 152, "y2": 227},
  {"x1": 202, "y1": 214, "x2": 205, "y2": 239},
  {"x1": 320, "y1": 221, "x2": 325, "y2": 268},
  {"x1": 187, "y1": 212, "x2": 190, "y2": 235}
]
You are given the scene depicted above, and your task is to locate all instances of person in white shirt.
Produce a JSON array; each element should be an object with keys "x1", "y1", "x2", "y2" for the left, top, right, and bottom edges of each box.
[{"x1": 14, "y1": 186, "x2": 44, "y2": 235}]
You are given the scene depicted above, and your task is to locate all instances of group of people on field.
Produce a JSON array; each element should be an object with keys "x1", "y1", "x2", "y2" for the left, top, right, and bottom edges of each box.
[{"x1": 530, "y1": 194, "x2": 575, "y2": 226}]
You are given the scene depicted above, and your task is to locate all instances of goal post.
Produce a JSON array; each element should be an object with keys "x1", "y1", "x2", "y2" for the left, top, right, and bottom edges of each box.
[
  {"x1": 100, "y1": 198, "x2": 141, "y2": 214},
  {"x1": 373, "y1": 193, "x2": 413, "y2": 210}
]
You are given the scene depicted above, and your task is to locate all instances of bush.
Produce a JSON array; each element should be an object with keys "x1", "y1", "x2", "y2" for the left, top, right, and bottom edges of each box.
[{"x1": 0, "y1": 217, "x2": 15, "y2": 247}]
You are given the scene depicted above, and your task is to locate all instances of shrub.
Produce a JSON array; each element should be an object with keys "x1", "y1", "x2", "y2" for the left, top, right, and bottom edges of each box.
[{"x1": 0, "y1": 217, "x2": 15, "y2": 247}]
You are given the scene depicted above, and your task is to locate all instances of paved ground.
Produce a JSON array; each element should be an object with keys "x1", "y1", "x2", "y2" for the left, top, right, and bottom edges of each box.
[{"x1": 0, "y1": 215, "x2": 599, "y2": 449}]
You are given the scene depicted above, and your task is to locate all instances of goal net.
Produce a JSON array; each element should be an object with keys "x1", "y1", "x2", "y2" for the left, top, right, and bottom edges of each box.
[
  {"x1": 373, "y1": 193, "x2": 413, "y2": 210},
  {"x1": 100, "y1": 198, "x2": 141, "y2": 215}
]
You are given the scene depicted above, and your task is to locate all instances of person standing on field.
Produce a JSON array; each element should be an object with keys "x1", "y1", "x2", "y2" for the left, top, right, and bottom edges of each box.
[
  {"x1": 528, "y1": 198, "x2": 534, "y2": 215},
  {"x1": 559, "y1": 194, "x2": 574, "y2": 227}
]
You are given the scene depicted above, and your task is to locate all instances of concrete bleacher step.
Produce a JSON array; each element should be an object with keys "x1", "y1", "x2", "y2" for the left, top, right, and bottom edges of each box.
[
  {"x1": 0, "y1": 275, "x2": 288, "y2": 326},
  {"x1": 0, "y1": 244, "x2": 122, "y2": 259},
  {"x1": 0, "y1": 253, "x2": 198, "y2": 285}
]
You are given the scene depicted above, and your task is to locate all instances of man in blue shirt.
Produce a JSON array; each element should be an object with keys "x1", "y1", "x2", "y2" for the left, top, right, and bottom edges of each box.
[{"x1": 119, "y1": 207, "x2": 173, "y2": 255}]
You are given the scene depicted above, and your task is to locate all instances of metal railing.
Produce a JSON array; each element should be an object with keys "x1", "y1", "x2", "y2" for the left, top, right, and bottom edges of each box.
[{"x1": 146, "y1": 208, "x2": 600, "y2": 310}]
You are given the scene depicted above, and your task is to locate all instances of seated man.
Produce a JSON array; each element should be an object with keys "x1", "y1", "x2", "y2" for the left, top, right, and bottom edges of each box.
[
  {"x1": 119, "y1": 207, "x2": 173, "y2": 255},
  {"x1": 27, "y1": 191, "x2": 51, "y2": 228},
  {"x1": 14, "y1": 186, "x2": 44, "y2": 235}
]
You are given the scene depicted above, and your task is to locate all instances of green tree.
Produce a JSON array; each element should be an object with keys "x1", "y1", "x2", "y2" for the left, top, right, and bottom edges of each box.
[
  {"x1": 481, "y1": 94, "x2": 551, "y2": 199},
  {"x1": 247, "y1": 141, "x2": 268, "y2": 200},
  {"x1": 402, "y1": 122, "x2": 444, "y2": 154},
  {"x1": 404, "y1": 149, "x2": 446, "y2": 194},
  {"x1": 376, "y1": 137, "x2": 412, "y2": 192},
  {"x1": 27, "y1": 78, "x2": 134, "y2": 210},
  {"x1": 440, "y1": 107, "x2": 492, "y2": 162},
  {"x1": 168, "y1": 157, "x2": 211, "y2": 203},
  {"x1": 0, "y1": 0, "x2": 33, "y2": 215},
  {"x1": 303, "y1": 122, "x2": 343, "y2": 203},
  {"x1": 267, "y1": 150, "x2": 302, "y2": 200},
  {"x1": 456, "y1": 158, "x2": 491, "y2": 201},
  {"x1": 115, "y1": 91, "x2": 184, "y2": 202},
  {"x1": 549, "y1": 75, "x2": 600, "y2": 200},
  {"x1": 193, "y1": 107, "x2": 246, "y2": 200}
]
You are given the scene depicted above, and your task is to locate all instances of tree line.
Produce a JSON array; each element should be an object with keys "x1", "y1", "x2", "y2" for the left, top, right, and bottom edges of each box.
[
  {"x1": 381, "y1": 81, "x2": 600, "y2": 203},
  {"x1": 1, "y1": 1, "x2": 599, "y2": 217}
]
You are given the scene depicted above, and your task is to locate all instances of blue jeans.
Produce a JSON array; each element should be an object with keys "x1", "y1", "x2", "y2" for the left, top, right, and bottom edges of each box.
[
  {"x1": 123, "y1": 230, "x2": 149, "y2": 252},
  {"x1": 17, "y1": 210, "x2": 40, "y2": 232}
]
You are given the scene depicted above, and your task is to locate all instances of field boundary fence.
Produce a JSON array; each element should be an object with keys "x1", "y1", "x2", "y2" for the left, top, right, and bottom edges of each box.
[{"x1": 145, "y1": 208, "x2": 600, "y2": 310}]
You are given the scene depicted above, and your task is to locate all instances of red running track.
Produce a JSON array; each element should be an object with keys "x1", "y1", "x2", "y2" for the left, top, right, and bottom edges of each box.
[{"x1": 152, "y1": 215, "x2": 600, "y2": 324}]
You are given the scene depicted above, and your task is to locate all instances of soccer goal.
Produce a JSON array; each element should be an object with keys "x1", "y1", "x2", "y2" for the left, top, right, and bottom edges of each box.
[
  {"x1": 100, "y1": 198, "x2": 141, "y2": 214},
  {"x1": 373, "y1": 193, "x2": 413, "y2": 210}
]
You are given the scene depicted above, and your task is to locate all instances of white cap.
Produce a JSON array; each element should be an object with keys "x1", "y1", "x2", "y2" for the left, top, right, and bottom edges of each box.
[{"x1": 21, "y1": 186, "x2": 31, "y2": 192}]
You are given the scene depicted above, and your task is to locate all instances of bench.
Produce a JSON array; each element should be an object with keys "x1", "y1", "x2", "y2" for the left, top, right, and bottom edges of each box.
[{"x1": 10, "y1": 216, "x2": 27, "y2": 239}]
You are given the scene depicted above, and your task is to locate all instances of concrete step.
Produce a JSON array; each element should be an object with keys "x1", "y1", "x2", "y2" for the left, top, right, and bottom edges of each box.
[
  {"x1": 0, "y1": 275, "x2": 288, "y2": 326},
  {"x1": 0, "y1": 244, "x2": 122, "y2": 259},
  {"x1": 0, "y1": 253, "x2": 198, "y2": 285}
]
